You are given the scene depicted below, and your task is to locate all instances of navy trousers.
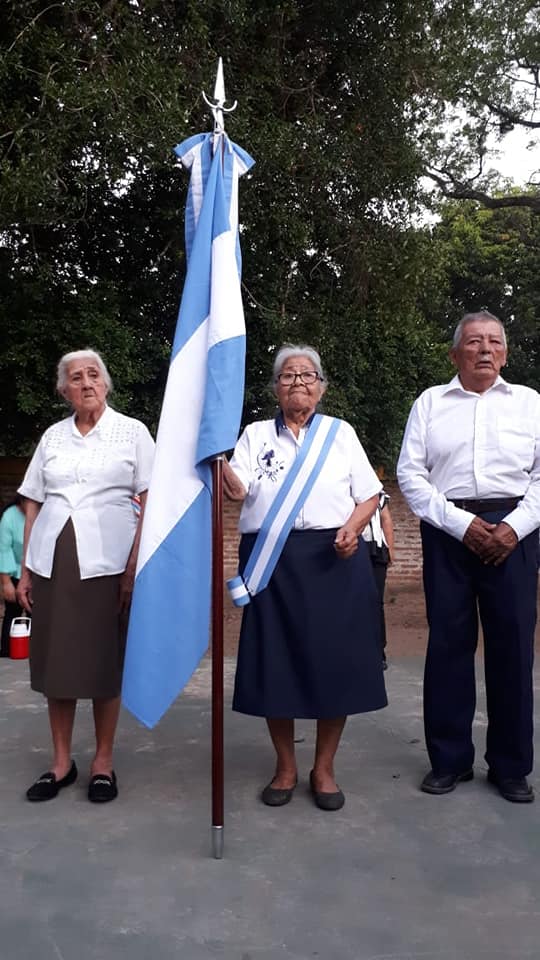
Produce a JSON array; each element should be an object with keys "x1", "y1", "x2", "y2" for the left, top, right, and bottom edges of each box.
[{"x1": 421, "y1": 515, "x2": 538, "y2": 779}]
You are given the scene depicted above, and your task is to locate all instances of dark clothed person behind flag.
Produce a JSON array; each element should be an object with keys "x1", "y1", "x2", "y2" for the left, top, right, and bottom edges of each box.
[
  {"x1": 362, "y1": 490, "x2": 395, "y2": 670},
  {"x1": 397, "y1": 311, "x2": 540, "y2": 804},
  {"x1": 224, "y1": 344, "x2": 387, "y2": 812}
]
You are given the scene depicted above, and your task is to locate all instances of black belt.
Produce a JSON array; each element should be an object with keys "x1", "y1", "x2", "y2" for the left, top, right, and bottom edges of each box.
[{"x1": 449, "y1": 497, "x2": 523, "y2": 514}]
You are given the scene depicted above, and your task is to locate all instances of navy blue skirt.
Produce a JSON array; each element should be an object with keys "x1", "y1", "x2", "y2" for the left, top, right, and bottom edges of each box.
[{"x1": 232, "y1": 529, "x2": 388, "y2": 719}]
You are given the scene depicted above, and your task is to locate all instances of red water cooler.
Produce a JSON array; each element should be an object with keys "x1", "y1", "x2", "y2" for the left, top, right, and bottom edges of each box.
[{"x1": 9, "y1": 616, "x2": 31, "y2": 659}]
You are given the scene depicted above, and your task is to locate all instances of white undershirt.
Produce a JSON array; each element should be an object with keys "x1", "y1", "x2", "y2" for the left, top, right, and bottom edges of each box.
[
  {"x1": 397, "y1": 375, "x2": 540, "y2": 540},
  {"x1": 229, "y1": 416, "x2": 382, "y2": 534},
  {"x1": 19, "y1": 406, "x2": 155, "y2": 579}
]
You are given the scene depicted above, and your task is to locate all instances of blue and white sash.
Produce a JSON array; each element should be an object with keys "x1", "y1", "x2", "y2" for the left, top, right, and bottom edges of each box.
[{"x1": 227, "y1": 414, "x2": 341, "y2": 606}]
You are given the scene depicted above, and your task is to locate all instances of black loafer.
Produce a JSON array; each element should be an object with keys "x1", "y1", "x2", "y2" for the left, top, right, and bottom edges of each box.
[
  {"x1": 421, "y1": 769, "x2": 474, "y2": 795},
  {"x1": 26, "y1": 760, "x2": 78, "y2": 802},
  {"x1": 309, "y1": 770, "x2": 345, "y2": 811},
  {"x1": 88, "y1": 771, "x2": 118, "y2": 803},
  {"x1": 487, "y1": 770, "x2": 534, "y2": 803},
  {"x1": 261, "y1": 778, "x2": 297, "y2": 807}
]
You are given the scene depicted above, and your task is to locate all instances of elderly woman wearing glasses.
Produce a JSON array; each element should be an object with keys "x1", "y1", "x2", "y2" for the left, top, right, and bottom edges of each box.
[{"x1": 224, "y1": 344, "x2": 387, "y2": 811}]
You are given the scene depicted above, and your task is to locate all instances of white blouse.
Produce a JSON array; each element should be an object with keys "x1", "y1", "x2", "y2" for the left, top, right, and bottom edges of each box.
[
  {"x1": 230, "y1": 415, "x2": 382, "y2": 534},
  {"x1": 19, "y1": 406, "x2": 155, "y2": 579}
]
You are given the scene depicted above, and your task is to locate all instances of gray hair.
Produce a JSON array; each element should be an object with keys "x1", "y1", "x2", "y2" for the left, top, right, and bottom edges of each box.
[
  {"x1": 57, "y1": 349, "x2": 113, "y2": 395},
  {"x1": 452, "y1": 311, "x2": 507, "y2": 349},
  {"x1": 272, "y1": 344, "x2": 326, "y2": 384}
]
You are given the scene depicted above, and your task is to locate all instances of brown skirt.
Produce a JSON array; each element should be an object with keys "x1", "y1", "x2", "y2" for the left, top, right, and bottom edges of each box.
[{"x1": 30, "y1": 520, "x2": 128, "y2": 699}]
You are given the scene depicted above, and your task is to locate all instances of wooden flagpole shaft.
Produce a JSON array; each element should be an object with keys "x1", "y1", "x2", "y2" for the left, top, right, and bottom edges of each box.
[{"x1": 211, "y1": 455, "x2": 224, "y2": 859}]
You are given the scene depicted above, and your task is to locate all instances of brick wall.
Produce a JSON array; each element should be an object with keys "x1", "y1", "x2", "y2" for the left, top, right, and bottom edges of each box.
[
  {"x1": 224, "y1": 478, "x2": 422, "y2": 584},
  {"x1": 384, "y1": 480, "x2": 423, "y2": 584},
  {"x1": 0, "y1": 457, "x2": 28, "y2": 508}
]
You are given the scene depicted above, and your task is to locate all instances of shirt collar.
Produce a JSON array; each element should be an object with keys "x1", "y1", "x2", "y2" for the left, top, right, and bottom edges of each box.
[
  {"x1": 441, "y1": 374, "x2": 513, "y2": 397},
  {"x1": 70, "y1": 403, "x2": 112, "y2": 437},
  {"x1": 275, "y1": 409, "x2": 317, "y2": 436}
]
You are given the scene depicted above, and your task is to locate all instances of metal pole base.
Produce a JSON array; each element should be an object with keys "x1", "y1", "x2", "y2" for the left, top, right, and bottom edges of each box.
[{"x1": 212, "y1": 825, "x2": 224, "y2": 860}]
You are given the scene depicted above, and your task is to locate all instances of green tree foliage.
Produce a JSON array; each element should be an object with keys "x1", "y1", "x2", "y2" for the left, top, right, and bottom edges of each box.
[
  {"x1": 425, "y1": 199, "x2": 540, "y2": 386},
  {"x1": 0, "y1": 1, "x2": 537, "y2": 470},
  {"x1": 413, "y1": 0, "x2": 540, "y2": 209}
]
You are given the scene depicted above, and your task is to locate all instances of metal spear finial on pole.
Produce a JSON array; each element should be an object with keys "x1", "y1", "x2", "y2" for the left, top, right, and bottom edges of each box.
[{"x1": 202, "y1": 57, "x2": 237, "y2": 151}]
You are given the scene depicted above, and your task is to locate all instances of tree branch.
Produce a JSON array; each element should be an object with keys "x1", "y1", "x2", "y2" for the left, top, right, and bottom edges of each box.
[
  {"x1": 426, "y1": 169, "x2": 540, "y2": 211},
  {"x1": 476, "y1": 95, "x2": 540, "y2": 129},
  {"x1": 6, "y1": 4, "x2": 63, "y2": 54}
]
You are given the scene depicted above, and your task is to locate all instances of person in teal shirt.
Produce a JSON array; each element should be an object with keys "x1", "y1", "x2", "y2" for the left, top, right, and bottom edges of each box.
[{"x1": 0, "y1": 495, "x2": 26, "y2": 656}]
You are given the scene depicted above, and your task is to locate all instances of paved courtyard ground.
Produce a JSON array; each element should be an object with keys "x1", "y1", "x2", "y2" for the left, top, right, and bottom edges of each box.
[{"x1": 1, "y1": 582, "x2": 539, "y2": 959}]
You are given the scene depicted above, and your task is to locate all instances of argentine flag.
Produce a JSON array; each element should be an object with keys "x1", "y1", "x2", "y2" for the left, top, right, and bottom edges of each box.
[{"x1": 122, "y1": 132, "x2": 254, "y2": 728}]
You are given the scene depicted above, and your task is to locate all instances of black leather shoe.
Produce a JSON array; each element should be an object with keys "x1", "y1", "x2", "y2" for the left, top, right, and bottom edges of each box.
[
  {"x1": 420, "y1": 768, "x2": 474, "y2": 795},
  {"x1": 309, "y1": 770, "x2": 345, "y2": 811},
  {"x1": 26, "y1": 760, "x2": 78, "y2": 801},
  {"x1": 261, "y1": 778, "x2": 297, "y2": 807},
  {"x1": 88, "y1": 771, "x2": 118, "y2": 803},
  {"x1": 487, "y1": 770, "x2": 534, "y2": 803}
]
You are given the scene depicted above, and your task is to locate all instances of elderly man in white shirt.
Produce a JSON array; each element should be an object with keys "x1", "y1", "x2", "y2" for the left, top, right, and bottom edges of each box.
[
  {"x1": 17, "y1": 350, "x2": 154, "y2": 804},
  {"x1": 398, "y1": 311, "x2": 540, "y2": 804}
]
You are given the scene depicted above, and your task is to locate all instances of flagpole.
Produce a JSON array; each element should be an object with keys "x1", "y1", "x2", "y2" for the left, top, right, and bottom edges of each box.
[
  {"x1": 204, "y1": 57, "x2": 236, "y2": 860},
  {"x1": 122, "y1": 59, "x2": 252, "y2": 846},
  {"x1": 211, "y1": 454, "x2": 224, "y2": 859}
]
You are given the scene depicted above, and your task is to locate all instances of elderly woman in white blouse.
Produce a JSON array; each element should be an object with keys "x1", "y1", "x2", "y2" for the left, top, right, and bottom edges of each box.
[
  {"x1": 17, "y1": 350, "x2": 154, "y2": 804},
  {"x1": 224, "y1": 344, "x2": 387, "y2": 812}
]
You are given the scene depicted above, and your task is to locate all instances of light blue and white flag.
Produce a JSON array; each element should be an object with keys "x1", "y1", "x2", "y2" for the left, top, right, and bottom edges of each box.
[{"x1": 122, "y1": 132, "x2": 254, "y2": 728}]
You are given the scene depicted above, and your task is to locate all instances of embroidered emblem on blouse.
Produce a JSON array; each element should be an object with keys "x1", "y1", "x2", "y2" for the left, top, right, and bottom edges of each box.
[{"x1": 256, "y1": 444, "x2": 285, "y2": 482}]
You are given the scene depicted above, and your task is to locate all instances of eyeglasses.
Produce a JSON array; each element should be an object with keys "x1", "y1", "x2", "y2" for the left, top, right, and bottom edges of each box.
[{"x1": 276, "y1": 371, "x2": 322, "y2": 385}]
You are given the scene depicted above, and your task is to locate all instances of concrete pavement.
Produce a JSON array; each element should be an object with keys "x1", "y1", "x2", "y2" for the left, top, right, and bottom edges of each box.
[{"x1": 0, "y1": 655, "x2": 539, "y2": 960}]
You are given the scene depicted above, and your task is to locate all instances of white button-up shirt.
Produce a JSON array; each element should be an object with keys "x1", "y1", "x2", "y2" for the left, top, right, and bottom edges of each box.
[
  {"x1": 19, "y1": 406, "x2": 155, "y2": 579},
  {"x1": 397, "y1": 375, "x2": 540, "y2": 541},
  {"x1": 230, "y1": 415, "x2": 382, "y2": 534}
]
